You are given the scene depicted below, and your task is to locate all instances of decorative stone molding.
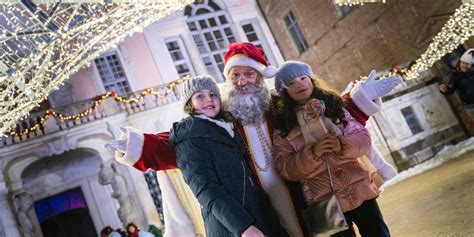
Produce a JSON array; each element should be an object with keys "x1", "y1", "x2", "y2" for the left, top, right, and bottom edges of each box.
[
  {"x1": 36, "y1": 137, "x2": 78, "y2": 158},
  {"x1": 98, "y1": 162, "x2": 137, "y2": 226}
]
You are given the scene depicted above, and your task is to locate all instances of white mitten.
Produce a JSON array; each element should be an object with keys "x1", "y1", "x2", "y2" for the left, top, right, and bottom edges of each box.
[
  {"x1": 360, "y1": 70, "x2": 400, "y2": 100},
  {"x1": 104, "y1": 127, "x2": 128, "y2": 153},
  {"x1": 104, "y1": 139, "x2": 127, "y2": 153}
]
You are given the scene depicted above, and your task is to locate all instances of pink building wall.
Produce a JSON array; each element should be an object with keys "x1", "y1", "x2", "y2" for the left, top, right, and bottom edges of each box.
[
  {"x1": 122, "y1": 33, "x2": 163, "y2": 90},
  {"x1": 69, "y1": 68, "x2": 97, "y2": 101}
]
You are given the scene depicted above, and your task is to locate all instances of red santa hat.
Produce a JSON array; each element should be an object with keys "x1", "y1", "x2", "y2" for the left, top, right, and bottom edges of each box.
[{"x1": 223, "y1": 42, "x2": 277, "y2": 80}]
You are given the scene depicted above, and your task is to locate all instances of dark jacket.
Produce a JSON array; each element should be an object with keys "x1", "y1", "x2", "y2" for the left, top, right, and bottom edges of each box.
[
  {"x1": 169, "y1": 116, "x2": 288, "y2": 237},
  {"x1": 442, "y1": 69, "x2": 474, "y2": 105}
]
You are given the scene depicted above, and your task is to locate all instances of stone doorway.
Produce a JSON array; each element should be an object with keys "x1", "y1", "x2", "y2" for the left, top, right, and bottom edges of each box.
[{"x1": 34, "y1": 187, "x2": 96, "y2": 237}]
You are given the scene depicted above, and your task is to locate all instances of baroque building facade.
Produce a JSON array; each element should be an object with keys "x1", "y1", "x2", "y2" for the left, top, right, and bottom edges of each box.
[{"x1": 0, "y1": 1, "x2": 284, "y2": 236}]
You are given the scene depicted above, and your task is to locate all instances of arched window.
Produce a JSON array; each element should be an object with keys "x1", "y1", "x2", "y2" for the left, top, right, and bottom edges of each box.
[{"x1": 185, "y1": 0, "x2": 238, "y2": 82}]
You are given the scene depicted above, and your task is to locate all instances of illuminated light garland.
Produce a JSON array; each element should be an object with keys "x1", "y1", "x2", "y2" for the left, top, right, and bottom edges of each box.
[
  {"x1": 7, "y1": 76, "x2": 190, "y2": 138},
  {"x1": 404, "y1": 2, "x2": 473, "y2": 80},
  {"x1": 0, "y1": 1, "x2": 193, "y2": 137},
  {"x1": 335, "y1": 0, "x2": 385, "y2": 6}
]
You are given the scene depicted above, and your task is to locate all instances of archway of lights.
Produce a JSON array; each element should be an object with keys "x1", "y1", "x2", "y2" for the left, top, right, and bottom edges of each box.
[
  {"x1": 0, "y1": 1, "x2": 193, "y2": 136},
  {"x1": 0, "y1": 1, "x2": 473, "y2": 136}
]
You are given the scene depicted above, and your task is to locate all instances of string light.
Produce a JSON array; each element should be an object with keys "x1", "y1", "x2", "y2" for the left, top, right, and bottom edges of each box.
[
  {"x1": 405, "y1": 2, "x2": 474, "y2": 80},
  {"x1": 7, "y1": 76, "x2": 190, "y2": 138},
  {"x1": 335, "y1": 0, "x2": 385, "y2": 6},
  {"x1": 0, "y1": 1, "x2": 193, "y2": 137}
]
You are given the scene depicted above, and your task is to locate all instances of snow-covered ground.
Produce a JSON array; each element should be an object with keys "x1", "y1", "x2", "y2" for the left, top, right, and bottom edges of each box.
[{"x1": 383, "y1": 137, "x2": 474, "y2": 188}]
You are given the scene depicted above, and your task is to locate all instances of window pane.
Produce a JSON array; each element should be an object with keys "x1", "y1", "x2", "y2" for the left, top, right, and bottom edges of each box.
[
  {"x1": 213, "y1": 30, "x2": 222, "y2": 39},
  {"x1": 284, "y1": 15, "x2": 292, "y2": 26},
  {"x1": 166, "y1": 41, "x2": 179, "y2": 50},
  {"x1": 196, "y1": 8, "x2": 210, "y2": 15},
  {"x1": 204, "y1": 32, "x2": 213, "y2": 40},
  {"x1": 203, "y1": 56, "x2": 212, "y2": 65},
  {"x1": 187, "y1": 22, "x2": 197, "y2": 31},
  {"x1": 208, "y1": 42, "x2": 217, "y2": 51},
  {"x1": 242, "y1": 24, "x2": 254, "y2": 33},
  {"x1": 176, "y1": 63, "x2": 190, "y2": 74},
  {"x1": 95, "y1": 52, "x2": 131, "y2": 97},
  {"x1": 192, "y1": 35, "x2": 207, "y2": 53},
  {"x1": 208, "y1": 17, "x2": 217, "y2": 27},
  {"x1": 218, "y1": 15, "x2": 227, "y2": 24},
  {"x1": 401, "y1": 106, "x2": 424, "y2": 135},
  {"x1": 288, "y1": 11, "x2": 295, "y2": 21},
  {"x1": 165, "y1": 38, "x2": 195, "y2": 77},
  {"x1": 285, "y1": 11, "x2": 308, "y2": 54},
  {"x1": 199, "y1": 19, "x2": 208, "y2": 29},
  {"x1": 171, "y1": 51, "x2": 184, "y2": 61},
  {"x1": 213, "y1": 54, "x2": 223, "y2": 63},
  {"x1": 186, "y1": 6, "x2": 236, "y2": 81},
  {"x1": 247, "y1": 33, "x2": 258, "y2": 42}
]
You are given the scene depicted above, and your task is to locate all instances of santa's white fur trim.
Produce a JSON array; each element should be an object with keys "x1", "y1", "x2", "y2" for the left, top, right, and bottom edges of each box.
[
  {"x1": 262, "y1": 65, "x2": 277, "y2": 78},
  {"x1": 223, "y1": 54, "x2": 276, "y2": 80},
  {"x1": 368, "y1": 145, "x2": 397, "y2": 181},
  {"x1": 350, "y1": 82, "x2": 382, "y2": 116},
  {"x1": 156, "y1": 171, "x2": 197, "y2": 237},
  {"x1": 115, "y1": 126, "x2": 144, "y2": 167}
]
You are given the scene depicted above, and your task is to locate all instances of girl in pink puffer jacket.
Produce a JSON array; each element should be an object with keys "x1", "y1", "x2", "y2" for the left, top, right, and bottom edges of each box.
[{"x1": 272, "y1": 61, "x2": 390, "y2": 237}]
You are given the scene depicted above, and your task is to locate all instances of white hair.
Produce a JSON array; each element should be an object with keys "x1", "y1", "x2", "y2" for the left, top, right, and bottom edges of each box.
[{"x1": 223, "y1": 79, "x2": 271, "y2": 126}]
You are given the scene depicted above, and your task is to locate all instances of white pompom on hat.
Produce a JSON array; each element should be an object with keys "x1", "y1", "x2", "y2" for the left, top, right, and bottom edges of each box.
[
  {"x1": 460, "y1": 48, "x2": 474, "y2": 65},
  {"x1": 223, "y1": 42, "x2": 277, "y2": 80}
]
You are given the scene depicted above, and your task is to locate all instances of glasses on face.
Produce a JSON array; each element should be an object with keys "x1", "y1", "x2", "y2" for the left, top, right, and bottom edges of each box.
[{"x1": 229, "y1": 70, "x2": 258, "y2": 82}]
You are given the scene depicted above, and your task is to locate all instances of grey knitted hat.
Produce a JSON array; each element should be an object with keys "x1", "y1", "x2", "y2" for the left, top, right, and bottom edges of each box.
[
  {"x1": 274, "y1": 60, "x2": 313, "y2": 93},
  {"x1": 180, "y1": 75, "x2": 221, "y2": 106}
]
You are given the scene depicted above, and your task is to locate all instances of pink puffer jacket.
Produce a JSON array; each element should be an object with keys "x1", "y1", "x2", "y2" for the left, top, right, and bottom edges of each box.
[{"x1": 273, "y1": 110, "x2": 378, "y2": 212}]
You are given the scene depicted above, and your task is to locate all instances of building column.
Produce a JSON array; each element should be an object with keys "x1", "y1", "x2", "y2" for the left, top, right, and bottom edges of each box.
[{"x1": 0, "y1": 181, "x2": 21, "y2": 237}]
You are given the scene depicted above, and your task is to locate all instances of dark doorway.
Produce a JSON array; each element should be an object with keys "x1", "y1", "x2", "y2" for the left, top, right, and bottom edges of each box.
[{"x1": 34, "y1": 187, "x2": 97, "y2": 237}]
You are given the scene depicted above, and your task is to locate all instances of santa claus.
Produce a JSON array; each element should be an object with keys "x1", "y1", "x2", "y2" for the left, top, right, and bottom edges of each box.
[{"x1": 106, "y1": 42, "x2": 399, "y2": 237}]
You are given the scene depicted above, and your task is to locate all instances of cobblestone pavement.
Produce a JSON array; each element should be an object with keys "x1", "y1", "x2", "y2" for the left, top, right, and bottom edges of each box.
[{"x1": 377, "y1": 151, "x2": 474, "y2": 237}]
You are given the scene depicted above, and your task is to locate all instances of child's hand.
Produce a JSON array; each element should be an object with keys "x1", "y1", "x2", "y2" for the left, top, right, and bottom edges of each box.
[
  {"x1": 326, "y1": 133, "x2": 342, "y2": 154},
  {"x1": 312, "y1": 133, "x2": 339, "y2": 158}
]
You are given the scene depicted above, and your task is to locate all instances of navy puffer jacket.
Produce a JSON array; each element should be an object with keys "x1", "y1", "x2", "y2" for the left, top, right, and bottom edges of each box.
[{"x1": 169, "y1": 116, "x2": 288, "y2": 237}]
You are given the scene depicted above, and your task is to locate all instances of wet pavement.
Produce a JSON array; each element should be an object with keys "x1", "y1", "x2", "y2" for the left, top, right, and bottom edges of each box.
[{"x1": 377, "y1": 151, "x2": 474, "y2": 237}]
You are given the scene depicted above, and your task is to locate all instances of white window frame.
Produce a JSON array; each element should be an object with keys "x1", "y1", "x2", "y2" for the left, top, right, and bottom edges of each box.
[
  {"x1": 92, "y1": 50, "x2": 133, "y2": 97},
  {"x1": 241, "y1": 20, "x2": 264, "y2": 49},
  {"x1": 239, "y1": 19, "x2": 276, "y2": 66},
  {"x1": 283, "y1": 10, "x2": 309, "y2": 54},
  {"x1": 401, "y1": 106, "x2": 424, "y2": 135},
  {"x1": 165, "y1": 36, "x2": 196, "y2": 78},
  {"x1": 186, "y1": 4, "x2": 239, "y2": 82}
]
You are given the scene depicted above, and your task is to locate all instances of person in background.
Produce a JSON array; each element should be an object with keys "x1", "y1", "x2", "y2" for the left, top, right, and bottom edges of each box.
[
  {"x1": 100, "y1": 226, "x2": 121, "y2": 237},
  {"x1": 439, "y1": 48, "x2": 474, "y2": 116},
  {"x1": 126, "y1": 222, "x2": 155, "y2": 237}
]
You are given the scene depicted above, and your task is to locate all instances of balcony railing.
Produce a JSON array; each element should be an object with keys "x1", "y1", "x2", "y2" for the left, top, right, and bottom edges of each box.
[{"x1": 1, "y1": 84, "x2": 179, "y2": 147}]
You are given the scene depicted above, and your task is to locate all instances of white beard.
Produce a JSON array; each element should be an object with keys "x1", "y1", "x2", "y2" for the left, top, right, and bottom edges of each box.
[{"x1": 224, "y1": 81, "x2": 271, "y2": 126}]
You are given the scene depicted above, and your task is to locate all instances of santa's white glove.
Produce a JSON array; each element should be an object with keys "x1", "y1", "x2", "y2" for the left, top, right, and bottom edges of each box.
[
  {"x1": 105, "y1": 139, "x2": 127, "y2": 153},
  {"x1": 360, "y1": 70, "x2": 400, "y2": 100},
  {"x1": 104, "y1": 127, "x2": 128, "y2": 153}
]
